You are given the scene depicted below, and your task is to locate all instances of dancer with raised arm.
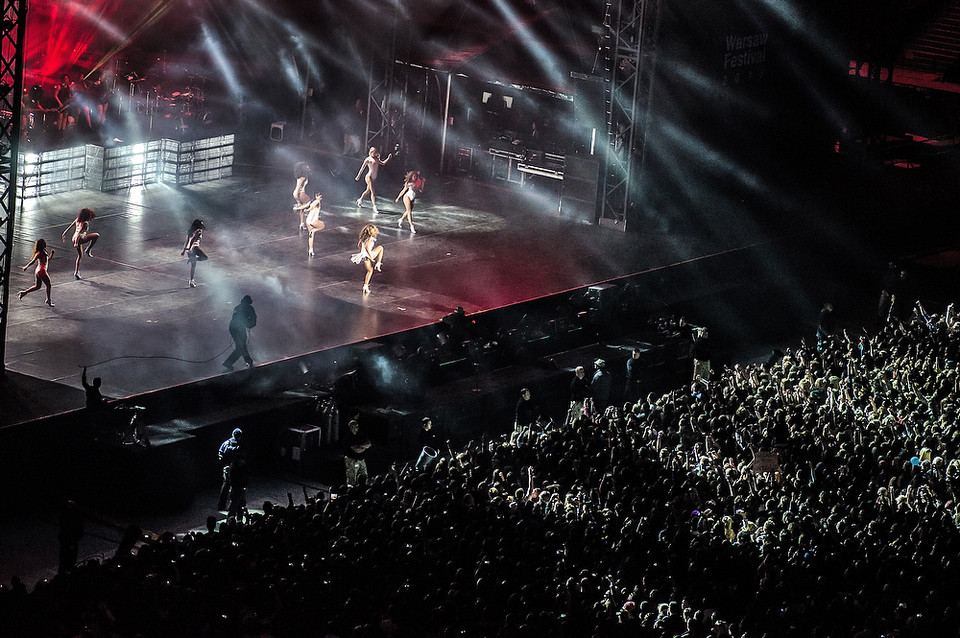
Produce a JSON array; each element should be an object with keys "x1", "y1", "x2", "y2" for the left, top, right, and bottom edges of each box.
[
  {"x1": 396, "y1": 170, "x2": 425, "y2": 234},
  {"x1": 355, "y1": 146, "x2": 392, "y2": 215},
  {"x1": 295, "y1": 193, "x2": 326, "y2": 257},
  {"x1": 181, "y1": 219, "x2": 207, "y2": 288},
  {"x1": 293, "y1": 162, "x2": 311, "y2": 230},
  {"x1": 350, "y1": 223, "x2": 383, "y2": 294},
  {"x1": 61, "y1": 207, "x2": 99, "y2": 280},
  {"x1": 18, "y1": 238, "x2": 55, "y2": 306}
]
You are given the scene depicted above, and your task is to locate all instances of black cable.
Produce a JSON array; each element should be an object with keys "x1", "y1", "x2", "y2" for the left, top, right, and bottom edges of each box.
[{"x1": 82, "y1": 340, "x2": 236, "y2": 368}]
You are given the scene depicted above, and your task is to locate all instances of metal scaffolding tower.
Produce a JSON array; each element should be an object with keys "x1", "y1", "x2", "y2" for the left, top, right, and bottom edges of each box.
[
  {"x1": 600, "y1": 0, "x2": 661, "y2": 230},
  {"x1": 364, "y1": 19, "x2": 404, "y2": 159},
  {"x1": 0, "y1": 1, "x2": 27, "y2": 373}
]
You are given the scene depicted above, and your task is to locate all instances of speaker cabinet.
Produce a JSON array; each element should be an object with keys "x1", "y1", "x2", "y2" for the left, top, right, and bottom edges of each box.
[{"x1": 562, "y1": 156, "x2": 600, "y2": 224}]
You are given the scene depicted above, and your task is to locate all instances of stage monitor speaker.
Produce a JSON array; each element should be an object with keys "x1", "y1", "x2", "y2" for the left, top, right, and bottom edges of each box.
[{"x1": 562, "y1": 156, "x2": 600, "y2": 224}]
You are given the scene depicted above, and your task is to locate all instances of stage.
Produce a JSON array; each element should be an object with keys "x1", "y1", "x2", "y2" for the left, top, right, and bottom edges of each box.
[{"x1": 1, "y1": 139, "x2": 815, "y2": 427}]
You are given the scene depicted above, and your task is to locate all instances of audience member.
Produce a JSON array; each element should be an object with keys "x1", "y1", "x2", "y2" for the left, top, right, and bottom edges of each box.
[
  {"x1": 591, "y1": 358, "x2": 612, "y2": 413},
  {"x1": 217, "y1": 428, "x2": 243, "y2": 511},
  {"x1": 566, "y1": 365, "x2": 592, "y2": 425},
  {"x1": 343, "y1": 418, "x2": 371, "y2": 486},
  {"x1": 624, "y1": 347, "x2": 643, "y2": 404},
  {"x1": 691, "y1": 326, "x2": 712, "y2": 381}
]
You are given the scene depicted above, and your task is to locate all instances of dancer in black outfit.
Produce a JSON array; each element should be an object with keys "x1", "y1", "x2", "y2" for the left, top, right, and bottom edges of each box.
[{"x1": 181, "y1": 219, "x2": 207, "y2": 288}]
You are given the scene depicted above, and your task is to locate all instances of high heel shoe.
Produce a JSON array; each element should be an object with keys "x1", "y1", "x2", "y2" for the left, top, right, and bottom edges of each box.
[
  {"x1": 410, "y1": 224, "x2": 416, "y2": 234},
  {"x1": 356, "y1": 198, "x2": 363, "y2": 208},
  {"x1": 308, "y1": 250, "x2": 314, "y2": 257},
  {"x1": 17, "y1": 290, "x2": 24, "y2": 300},
  {"x1": 362, "y1": 284, "x2": 371, "y2": 294},
  {"x1": 374, "y1": 261, "x2": 382, "y2": 272},
  {"x1": 45, "y1": 299, "x2": 54, "y2": 307},
  {"x1": 85, "y1": 247, "x2": 93, "y2": 257},
  {"x1": 398, "y1": 219, "x2": 403, "y2": 228},
  {"x1": 74, "y1": 273, "x2": 82, "y2": 280}
]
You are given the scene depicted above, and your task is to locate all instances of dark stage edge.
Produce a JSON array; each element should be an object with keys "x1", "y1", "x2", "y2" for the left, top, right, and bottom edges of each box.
[{"x1": 1, "y1": 143, "x2": 811, "y2": 427}]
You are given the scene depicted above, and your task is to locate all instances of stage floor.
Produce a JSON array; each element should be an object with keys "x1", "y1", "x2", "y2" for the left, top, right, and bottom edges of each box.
[{"x1": 2, "y1": 144, "x2": 808, "y2": 426}]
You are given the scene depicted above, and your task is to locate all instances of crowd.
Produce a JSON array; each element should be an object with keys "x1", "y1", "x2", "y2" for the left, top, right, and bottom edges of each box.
[{"x1": 3, "y1": 302, "x2": 960, "y2": 637}]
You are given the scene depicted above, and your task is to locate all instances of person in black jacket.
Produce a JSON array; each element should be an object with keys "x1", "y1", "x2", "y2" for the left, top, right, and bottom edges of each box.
[
  {"x1": 591, "y1": 359, "x2": 612, "y2": 413},
  {"x1": 223, "y1": 295, "x2": 257, "y2": 370},
  {"x1": 566, "y1": 365, "x2": 592, "y2": 425},
  {"x1": 515, "y1": 388, "x2": 541, "y2": 430},
  {"x1": 217, "y1": 428, "x2": 243, "y2": 511}
]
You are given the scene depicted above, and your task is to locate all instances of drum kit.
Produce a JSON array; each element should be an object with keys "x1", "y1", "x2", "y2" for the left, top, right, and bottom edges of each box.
[{"x1": 125, "y1": 70, "x2": 209, "y2": 134}]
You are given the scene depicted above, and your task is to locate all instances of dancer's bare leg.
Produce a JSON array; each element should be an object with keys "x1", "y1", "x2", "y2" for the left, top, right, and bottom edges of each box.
[
  {"x1": 41, "y1": 274, "x2": 53, "y2": 305},
  {"x1": 19, "y1": 275, "x2": 41, "y2": 299},
  {"x1": 80, "y1": 233, "x2": 99, "y2": 257},
  {"x1": 363, "y1": 261, "x2": 374, "y2": 291}
]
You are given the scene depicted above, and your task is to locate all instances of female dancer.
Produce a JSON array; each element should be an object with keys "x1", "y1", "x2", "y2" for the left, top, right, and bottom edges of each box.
[
  {"x1": 350, "y1": 223, "x2": 383, "y2": 294},
  {"x1": 355, "y1": 146, "x2": 392, "y2": 214},
  {"x1": 18, "y1": 238, "x2": 55, "y2": 306},
  {"x1": 61, "y1": 207, "x2": 99, "y2": 280},
  {"x1": 395, "y1": 170, "x2": 425, "y2": 234},
  {"x1": 181, "y1": 218, "x2": 207, "y2": 288},
  {"x1": 295, "y1": 193, "x2": 325, "y2": 257},
  {"x1": 293, "y1": 162, "x2": 311, "y2": 230}
]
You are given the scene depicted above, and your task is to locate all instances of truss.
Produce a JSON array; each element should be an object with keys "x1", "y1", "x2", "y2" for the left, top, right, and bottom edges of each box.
[
  {"x1": 0, "y1": 0, "x2": 27, "y2": 372},
  {"x1": 600, "y1": 0, "x2": 661, "y2": 230}
]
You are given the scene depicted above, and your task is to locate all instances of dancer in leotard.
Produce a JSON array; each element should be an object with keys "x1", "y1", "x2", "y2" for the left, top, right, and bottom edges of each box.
[
  {"x1": 350, "y1": 223, "x2": 383, "y2": 294},
  {"x1": 61, "y1": 207, "x2": 99, "y2": 280},
  {"x1": 18, "y1": 238, "x2": 55, "y2": 306},
  {"x1": 355, "y1": 147, "x2": 392, "y2": 215},
  {"x1": 395, "y1": 170, "x2": 425, "y2": 234},
  {"x1": 295, "y1": 193, "x2": 326, "y2": 257},
  {"x1": 181, "y1": 219, "x2": 207, "y2": 288}
]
